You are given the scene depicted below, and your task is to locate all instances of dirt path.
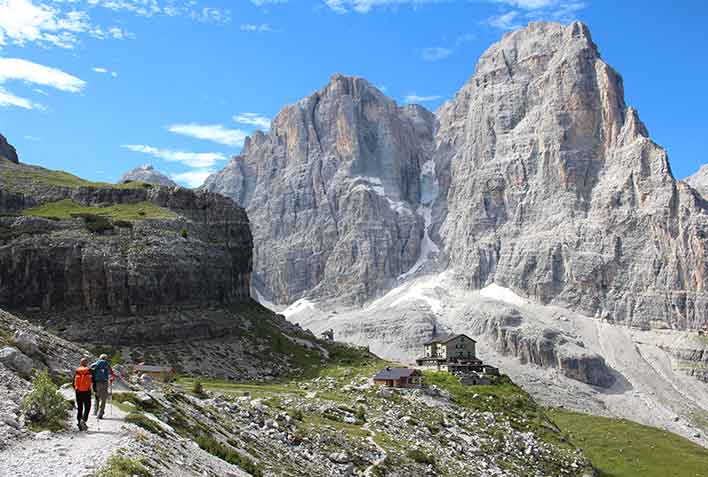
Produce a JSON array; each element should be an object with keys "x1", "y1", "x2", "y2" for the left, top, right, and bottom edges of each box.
[{"x1": 0, "y1": 389, "x2": 131, "y2": 477}]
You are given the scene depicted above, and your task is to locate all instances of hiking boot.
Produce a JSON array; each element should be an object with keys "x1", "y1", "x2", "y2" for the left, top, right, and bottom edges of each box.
[
  {"x1": 97, "y1": 414, "x2": 103, "y2": 420},
  {"x1": 77, "y1": 422, "x2": 82, "y2": 431},
  {"x1": 78, "y1": 420, "x2": 87, "y2": 431}
]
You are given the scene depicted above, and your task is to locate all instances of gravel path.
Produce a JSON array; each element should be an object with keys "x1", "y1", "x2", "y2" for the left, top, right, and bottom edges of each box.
[{"x1": 0, "y1": 391, "x2": 131, "y2": 477}]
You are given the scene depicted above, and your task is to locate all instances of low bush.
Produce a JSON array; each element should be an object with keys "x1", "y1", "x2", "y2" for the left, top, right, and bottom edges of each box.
[
  {"x1": 180, "y1": 228, "x2": 188, "y2": 239},
  {"x1": 113, "y1": 220, "x2": 133, "y2": 229},
  {"x1": 407, "y1": 449, "x2": 435, "y2": 467},
  {"x1": 70, "y1": 213, "x2": 114, "y2": 233},
  {"x1": 21, "y1": 370, "x2": 70, "y2": 431},
  {"x1": 194, "y1": 434, "x2": 263, "y2": 477},
  {"x1": 96, "y1": 456, "x2": 151, "y2": 477},
  {"x1": 192, "y1": 379, "x2": 205, "y2": 397},
  {"x1": 125, "y1": 412, "x2": 167, "y2": 437}
]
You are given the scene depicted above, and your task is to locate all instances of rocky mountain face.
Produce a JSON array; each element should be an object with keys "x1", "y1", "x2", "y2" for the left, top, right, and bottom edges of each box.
[
  {"x1": 685, "y1": 164, "x2": 708, "y2": 198},
  {"x1": 207, "y1": 21, "x2": 708, "y2": 332},
  {"x1": 0, "y1": 134, "x2": 18, "y2": 164},
  {"x1": 433, "y1": 21, "x2": 708, "y2": 331},
  {"x1": 203, "y1": 75, "x2": 436, "y2": 304},
  {"x1": 120, "y1": 164, "x2": 177, "y2": 187}
]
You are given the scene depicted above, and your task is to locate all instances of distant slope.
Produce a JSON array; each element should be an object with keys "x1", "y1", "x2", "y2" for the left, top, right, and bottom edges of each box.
[
  {"x1": 685, "y1": 164, "x2": 708, "y2": 198},
  {"x1": 120, "y1": 164, "x2": 177, "y2": 187},
  {"x1": 550, "y1": 409, "x2": 708, "y2": 477}
]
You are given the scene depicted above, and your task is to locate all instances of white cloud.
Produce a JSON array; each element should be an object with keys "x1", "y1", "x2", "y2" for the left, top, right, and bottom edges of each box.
[
  {"x1": 404, "y1": 93, "x2": 441, "y2": 103},
  {"x1": 251, "y1": 0, "x2": 288, "y2": 6},
  {"x1": 421, "y1": 46, "x2": 451, "y2": 62},
  {"x1": 323, "y1": 0, "x2": 441, "y2": 14},
  {"x1": 122, "y1": 144, "x2": 227, "y2": 168},
  {"x1": 0, "y1": 57, "x2": 85, "y2": 92},
  {"x1": 240, "y1": 23, "x2": 275, "y2": 33},
  {"x1": 0, "y1": 0, "x2": 229, "y2": 48},
  {"x1": 233, "y1": 113, "x2": 270, "y2": 130},
  {"x1": 167, "y1": 123, "x2": 248, "y2": 147},
  {"x1": 0, "y1": 87, "x2": 37, "y2": 109},
  {"x1": 92, "y1": 67, "x2": 108, "y2": 73},
  {"x1": 486, "y1": 10, "x2": 521, "y2": 30},
  {"x1": 171, "y1": 169, "x2": 213, "y2": 188}
]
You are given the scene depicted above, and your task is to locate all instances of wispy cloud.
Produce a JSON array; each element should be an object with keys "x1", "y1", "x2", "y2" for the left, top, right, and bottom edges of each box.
[
  {"x1": 0, "y1": 58, "x2": 85, "y2": 92},
  {"x1": 486, "y1": 0, "x2": 586, "y2": 29},
  {"x1": 92, "y1": 66, "x2": 119, "y2": 77},
  {"x1": 122, "y1": 145, "x2": 227, "y2": 169},
  {"x1": 0, "y1": 0, "x2": 230, "y2": 49},
  {"x1": 240, "y1": 23, "x2": 276, "y2": 33},
  {"x1": 251, "y1": 0, "x2": 288, "y2": 6},
  {"x1": 171, "y1": 169, "x2": 214, "y2": 188},
  {"x1": 167, "y1": 123, "x2": 248, "y2": 147},
  {"x1": 324, "y1": 0, "x2": 442, "y2": 14},
  {"x1": 0, "y1": 87, "x2": 37, "y2": 109},
  {"x1": 421, "y1": 47, "x2": 451, "y2": 62},
  {"x1": 233, "y1": 112, "x2": 270, "y2": 130},
  {"x1": 404, "y1": 93, "x2": 441, "y2": 103}
]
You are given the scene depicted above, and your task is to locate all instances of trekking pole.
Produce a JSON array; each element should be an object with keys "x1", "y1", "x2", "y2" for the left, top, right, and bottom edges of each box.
[{"x1": 109, "y1": 380, "x2": 113, "y2": 418}]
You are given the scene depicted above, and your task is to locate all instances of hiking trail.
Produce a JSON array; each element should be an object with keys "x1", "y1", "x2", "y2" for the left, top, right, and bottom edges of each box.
[{"x1": 0, "y1": 385, "x2": 132, "y2": 477}]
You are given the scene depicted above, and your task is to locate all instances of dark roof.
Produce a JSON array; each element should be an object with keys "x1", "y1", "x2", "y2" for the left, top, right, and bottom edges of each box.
[
  {"x1": 373, "y1": 367, "x2": 420, "y2": 380},
  {"x1": 423, "y1": 333, "x2": 476, "y2": 345}
]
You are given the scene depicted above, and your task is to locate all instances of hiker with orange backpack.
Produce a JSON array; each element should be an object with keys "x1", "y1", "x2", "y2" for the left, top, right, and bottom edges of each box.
[{"x1": 73, "y1": 357, "x2": 93, "y2": 431}]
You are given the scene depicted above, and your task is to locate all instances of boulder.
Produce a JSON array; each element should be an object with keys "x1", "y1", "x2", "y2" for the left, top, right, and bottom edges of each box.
[
  {"x1": 0, "y1": 347, "x2": 34, "y2": 374},
  {"x1": 13, "y1": 331, "x2": 39, "y2": 356}
]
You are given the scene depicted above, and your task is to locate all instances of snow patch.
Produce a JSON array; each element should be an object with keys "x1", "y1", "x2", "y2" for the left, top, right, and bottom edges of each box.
[
  {"x1": 281, "y1": 298, "x2": 317, "y2": 318},
  {"x1": 479, "y1": 284, "x2": 528, "y2": 307}
]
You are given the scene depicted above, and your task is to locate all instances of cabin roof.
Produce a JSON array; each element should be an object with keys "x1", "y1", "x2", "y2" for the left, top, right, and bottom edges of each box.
[
  {"x1": 423, "y1": 333, "x2": 476, "y2": 345},
  {"x1": 134, "y1": 364, "x2": 173, "y2": 373},
  {"x1": 373, "y1": 367, "x2": 420, "y2": 380}
]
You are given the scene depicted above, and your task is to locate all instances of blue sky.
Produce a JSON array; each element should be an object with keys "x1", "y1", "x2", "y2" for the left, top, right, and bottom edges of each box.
[{"x1": 0, "y1": 0, "x2": 706, "y2": 187}]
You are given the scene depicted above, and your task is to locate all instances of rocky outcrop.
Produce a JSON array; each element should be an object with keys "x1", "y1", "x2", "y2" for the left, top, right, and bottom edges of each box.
[
  {"x1": 0, "y1": 177, "x2": 253, "y2": 316},
  {"x1": 468, "y1": 305, "x2": 615, "y2": 387},
  {"x1": 433, "y1": 21, "x2": 708, "y2": 330},
  {"x1": 0, "y1": 134, "x2": 18, "y2": 164},
  {"x1": 120, "y1": 164, "x2": 177, "y2": 187},
  {"x1": 685, "y1": 165, "x2": 708, "y2": 198},
  {"x1": 203, "y1": 75, "x2": 435, "y2": 304}
]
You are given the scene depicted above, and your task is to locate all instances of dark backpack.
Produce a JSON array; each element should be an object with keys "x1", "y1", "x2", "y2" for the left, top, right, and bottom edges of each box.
[{"x1": 91, "y1": 360, "x2": 110, "y2": 382}]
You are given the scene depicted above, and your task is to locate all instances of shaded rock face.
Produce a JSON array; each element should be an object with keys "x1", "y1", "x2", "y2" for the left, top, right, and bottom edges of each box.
[
  {"x1": 434, "y1": 21, "x2": 708, "y2": 330},
  {"x1": 0, "y1": 185, "x2": 253, "y2": 316},
  {"x1": 0, "y1": 135, "x2": 18, "y2": 164},
  {"x1": 120, "y1": 164, "x2": 177, "y2": 187},
  {"x1": 468, "y1": 306, "x2": 615, "y2": 387},
  {"x1": 685, "y1": 165, "x2": 708, "y2": 198},
  {"x1": 204, "y1": 75, "x2": 436, "y2": 304}
]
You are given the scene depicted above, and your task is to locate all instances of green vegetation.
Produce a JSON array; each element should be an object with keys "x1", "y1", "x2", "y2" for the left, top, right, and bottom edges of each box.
[
  {"x1": 407, "y1": 448, "x2": 436, "y2": 467},
  {"x1": 180, "y1": 228, "x2": 188, "y2": 239},
  {"x1": 194, "y1": 434, "x2": 263, "y2": 477},
  {"x1": 95, "y1": 456, "x2": 151, "y2": 477},
  {"x1": 20, "y1": 199, "x2": 176, "y2": 221},
  {"x1": 191, "y1": 379, "x2": 205, "y2": 398},
  {"x1": 550, "y1": 409, "x2": 708, "y2": 477},
  {"x1": 125, "y1": 412, "x2": 167, "y2": 437},
  {"x1": 20, "y1": 370, "x2": 70, "y2": 432},
  {"x1": 0, "y1": 158, "x2": 148, "y2": 193}
]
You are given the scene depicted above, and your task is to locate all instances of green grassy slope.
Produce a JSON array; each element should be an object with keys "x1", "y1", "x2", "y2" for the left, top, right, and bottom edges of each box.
[
  {"x1": 549, "y1": 409, "x2": 708, "y2": 477},
  {"x1": 20, "y1": 199, "x2": 176, "y2": 220}
]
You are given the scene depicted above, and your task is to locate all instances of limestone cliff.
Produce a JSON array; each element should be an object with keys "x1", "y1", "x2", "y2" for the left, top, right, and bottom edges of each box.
[
  {"x1": 203, "y1": 75, "x2": 436, "y2": 304},
  {"x1": 0, "y1": 134, "x2": 18, "y2": 164},
  {"x1": 433, "y1": 21, "x2": 708, "y2": 330},
  {"x1": 685, "y1": 164, "x2": 708, "y2": 198}
]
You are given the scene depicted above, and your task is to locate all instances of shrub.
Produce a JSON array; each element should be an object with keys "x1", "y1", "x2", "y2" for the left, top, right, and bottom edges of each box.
[
  {"x1": 113, "y1": 220, "x2": 133, "y2": 229},
  {"x1": 407, "y1": 449, "x2": 435, "y2": 467},
  {"x1": 97, "y1": 456, "x2": 151, "y2": 477},
  {"x1": 355, "y1": 405, "x2": 366, "y2": 421},
  {"x1": 192, "y1": 379, "x2": 205, "y2": 397},
  {"x1": 194, "y1": 434, "x2": 263, "y2": 477},
  {"x1": 21, "y1": 370, "x2": 70, "y2": 431},
  {"x1": 125, "y1": 412, "x2": 167, "y2": 437},
  {"x1": 289, "y1": 408, "x2": 304, "y2": 421},
  {"x1": 180, "y1": 228, "x2": 188, "y2": 239},
  {"x1": 70, "y1": 213, "x2": 114, "y2": 233}
]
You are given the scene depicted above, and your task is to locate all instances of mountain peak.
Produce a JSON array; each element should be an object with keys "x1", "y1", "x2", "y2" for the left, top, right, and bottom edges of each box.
[{"x1": 120, "y1": 164, "x2": 177, "y2": 187}]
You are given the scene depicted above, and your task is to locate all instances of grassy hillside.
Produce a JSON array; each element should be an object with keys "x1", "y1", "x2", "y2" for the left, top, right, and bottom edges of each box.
[
  {"x1": 0, "y1": 157, "x2": 144, "y2": 193},
  {"x1": 20, "y1": 199, "x2": 176, "y2": 220},
  {"x1": 549, "y1": 409, "x2": 708, "y2": 477}
]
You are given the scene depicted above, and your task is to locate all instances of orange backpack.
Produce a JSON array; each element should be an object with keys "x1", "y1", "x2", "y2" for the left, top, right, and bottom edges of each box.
[{"x1": 74, "y1": 367, "x2": 92, "y2": 392}]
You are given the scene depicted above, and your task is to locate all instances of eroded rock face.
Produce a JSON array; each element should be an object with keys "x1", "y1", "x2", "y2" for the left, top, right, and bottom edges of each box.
[
  {"x1": 434, "y1": 21, "x2": 708, "y2": 330},
  {"x1": 0, "y1": 135, "x2": 18, "y2": 164},
  {"x1": 0, "y1": 185, "x2": 253, "y2": 316},
  {"x1": 203, "y1": 75, "x2": 435, "y2": 304},
  {"x1": 120, "y1": 164, "x2": 177, "y2": 187}
]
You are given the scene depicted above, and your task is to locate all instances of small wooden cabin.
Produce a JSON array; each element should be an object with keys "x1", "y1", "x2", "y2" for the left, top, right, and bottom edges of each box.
[
  {"x1": 134, "y1": 364, "x2": 175, "y2": 382},
  {"x1": 373, "y1": 367, "x2": 423, "y2": 388}
]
